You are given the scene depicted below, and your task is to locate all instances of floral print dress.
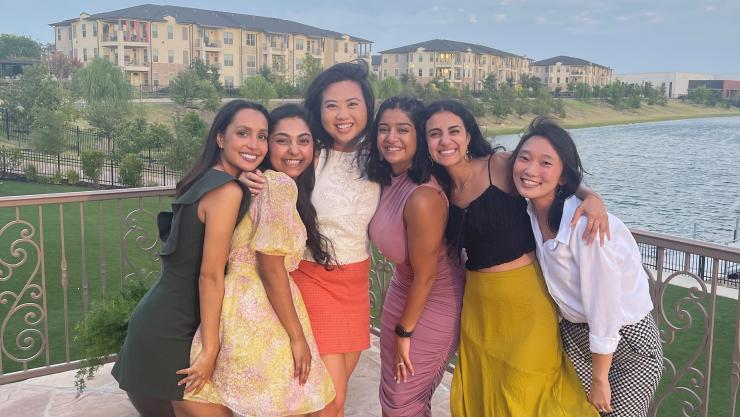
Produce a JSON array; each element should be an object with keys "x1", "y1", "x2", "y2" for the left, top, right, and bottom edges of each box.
[{"x1": 185, "y1": 170, "x2": 335, "y2": 416}]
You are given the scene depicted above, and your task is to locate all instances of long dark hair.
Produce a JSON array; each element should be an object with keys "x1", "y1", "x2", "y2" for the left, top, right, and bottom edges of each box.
[
  {"x1": 510, "y1": 116, "x2": 585, "y2": 233},
  {"x1": 260, "y1": 104, "x2": 336, "y2": 269},
  {"x1": 176, "y1": 100, "x2": 269, "y2": 197},
  {"x1": 424, "y1": 100, "x2": 494, "y2": 195},
  {"x1": 364, "y1": 96, "x2": 431, "y2": 186},
  {"x1": 303, "y1": 60, "x2": 375, "y2": 150}
]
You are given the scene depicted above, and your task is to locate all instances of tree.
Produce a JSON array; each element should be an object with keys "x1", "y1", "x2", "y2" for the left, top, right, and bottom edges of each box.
[
  {"x1": 6, "y1": 64, "x2": 67, "y2": 123},
  {"x1": 86, "y1": 100, "x2": 130, "y2": 141},
  {"x1": 147, "y1": 122, "x2": 174, "y2": 153},
  {"x1": 487, "y1": 83, "x2": 515, "y2": 120},
  {"x1": 30, "y1": 108, "x2": 68, "y2": 172},
  {"x1": 163, "y1": 112, "x2": 208, "y2": 172},
  {"x1": 373, "y1": 77, "x2": 402, "y2": 101},
  {"x1": 482, "y1": 74, "x2": 498, "y2": 94},
  {"x1": 112, "y1": 117, "x2": 149, "y2": 162},
  {"x1": 514, "y1": 98, "x2": 530, "y2": 118},
  {"x1": 241, "y1": 75, "x2": 277, "y2": 105},
  {"x1": 71, "y1": 58, "x2": 131, "y2": 104},
  {"x1": 118, "y1": 153, "x2": 144, "y2": 187},
  {"x1": 170, "y1": 68, "x2": 220, "y2": 110},
  {"x1": 190, "y1": 58, "x2": 222, "y2": 92},
  {"x1": 45, "y1": 51, "x2": 82, "y2": 80},
  {"x1": 688, "y1": 86, "x2": 710, "y2": 105},
  {"x1": 297, "y1": 52, "x2": 323, "y2": 92},
  {"x1": 0, "y1": 34, "x2": 42, "y2": 59},
  {"x1": 574, "y1": 83, "x2": 592, "y2": 100},
  {"x1": 80, "y1": 150, "x2": 106, "y2": 186}
]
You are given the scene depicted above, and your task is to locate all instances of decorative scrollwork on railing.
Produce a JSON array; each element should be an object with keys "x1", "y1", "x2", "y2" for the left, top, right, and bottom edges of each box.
[
  {"x1": 369, "y1": 250, "x2": 395, "y2": 330},
  {"x1": 0, "y1": 218, "x2": 47, "y2": 370},
  {"x1": 650, "y1": 270, "x2": 711, "y2": 417},
  {"x1": 121, "y1": 208, "x2": 161, "y2": 284}
]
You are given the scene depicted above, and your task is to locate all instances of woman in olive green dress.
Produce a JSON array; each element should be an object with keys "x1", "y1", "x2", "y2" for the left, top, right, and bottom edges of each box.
[{"x1": 111, "y1": 100, "x2": 270, "y2": 417}]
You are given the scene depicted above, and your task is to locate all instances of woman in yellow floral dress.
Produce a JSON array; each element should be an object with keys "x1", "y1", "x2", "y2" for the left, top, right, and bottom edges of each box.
[{"x1": 180, "y1": 105, "x2": 335, "y2": 417}]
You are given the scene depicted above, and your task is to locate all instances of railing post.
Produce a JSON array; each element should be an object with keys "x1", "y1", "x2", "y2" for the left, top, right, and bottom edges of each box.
[{"x1": 76, "y1": 126, "x2": 81, "y2": 156}]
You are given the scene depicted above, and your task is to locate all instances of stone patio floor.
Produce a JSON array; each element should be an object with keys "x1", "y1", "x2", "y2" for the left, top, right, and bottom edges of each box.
[{"x1": 0, "y1": 335, "x2": 452, "y2": 417}]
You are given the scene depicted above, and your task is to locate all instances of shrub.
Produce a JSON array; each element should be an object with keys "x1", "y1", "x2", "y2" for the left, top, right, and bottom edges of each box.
[
  {"x1": 0, "y1": 147, "x2": 23, "y2": 178},
  {"x1": 65, "y1": 168, "x2": 80, "y2": 185},
  {"x1": 23, "y1": 163, "x2": 38, "y2": 182},
  {"x1": 51, "y1": 171, "x2": 63, "y2": 185},
  {"x1": 118, "y1": 153, "x2": 143, "y2": 187},
  {"x1": 81, "y1": 150, "x2": 105, "y2": 185}
]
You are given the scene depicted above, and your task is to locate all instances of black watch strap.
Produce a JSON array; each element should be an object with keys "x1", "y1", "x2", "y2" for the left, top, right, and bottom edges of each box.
[{"x1": 395, "y1": 324, "x2": 413, "y2": 337}]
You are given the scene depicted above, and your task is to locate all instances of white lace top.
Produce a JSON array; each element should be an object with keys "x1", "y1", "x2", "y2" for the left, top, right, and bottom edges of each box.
[{"x1": 306, "y1": 149, "x2": 381, "y2": 265}]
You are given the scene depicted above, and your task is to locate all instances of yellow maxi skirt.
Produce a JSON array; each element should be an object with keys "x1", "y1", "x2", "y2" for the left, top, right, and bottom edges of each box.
[{"x1": 450, "y1": 263, "x2": 598, "y2": 417}]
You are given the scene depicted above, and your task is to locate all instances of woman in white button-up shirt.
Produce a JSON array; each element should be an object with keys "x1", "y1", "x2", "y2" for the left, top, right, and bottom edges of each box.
[{"x1": 510, "y1": 117, "x2": 663, "y2": 417}]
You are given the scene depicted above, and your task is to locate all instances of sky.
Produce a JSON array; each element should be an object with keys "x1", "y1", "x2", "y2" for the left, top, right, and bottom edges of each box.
[{"x1": 1, "y1": 0, "x2": 738, "y2": 74}]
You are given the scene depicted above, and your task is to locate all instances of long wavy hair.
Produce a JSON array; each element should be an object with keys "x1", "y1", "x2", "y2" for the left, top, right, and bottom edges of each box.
[
  {"x1": 176, "y1": 100, "x2": 269, "y2": 197},
  {"x1": 364, "y1": 96, "x2": 431, "y2": 186},
  {"x1": 260, "y1": 104, "x2": 336, "y2": 269},
  {"x1": 303, "y1": 60, "x2": 375, "y2": 151},
  {"x1": 510, "y1": 116, "x2": 585, "y2": 233}
]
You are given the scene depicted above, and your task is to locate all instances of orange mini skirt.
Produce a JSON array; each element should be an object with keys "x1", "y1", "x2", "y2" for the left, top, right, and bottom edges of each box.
[{"x1": 291, "y1": 258, "x2": 371, "y2": 355}]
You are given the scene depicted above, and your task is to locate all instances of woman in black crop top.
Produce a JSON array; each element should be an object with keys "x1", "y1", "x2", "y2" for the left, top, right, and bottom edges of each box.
[{"x1": 424, "y1": 100, "x2": 608, "y2": 417}]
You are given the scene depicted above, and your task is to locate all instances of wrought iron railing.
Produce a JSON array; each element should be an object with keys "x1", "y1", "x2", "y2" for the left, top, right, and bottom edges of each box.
[{"x1": 0, "y1": 189, "x2": 739, "y2": 416}]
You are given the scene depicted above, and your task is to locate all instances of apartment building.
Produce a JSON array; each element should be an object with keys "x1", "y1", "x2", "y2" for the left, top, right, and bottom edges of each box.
[
  {"x1": 378, "y1": 39, "x2": 531, "y2": 92},
  {"x1": 50, "y1": 4, "x2": 372, "y2": 87},
  {"x1": 532, "y1": 56, "x2": 612, "y2": 92}
]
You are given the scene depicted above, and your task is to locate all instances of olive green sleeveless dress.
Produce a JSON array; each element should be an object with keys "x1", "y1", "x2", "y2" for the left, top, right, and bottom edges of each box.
[{"x1": 111, "y1": 169, "x2": 249, "y2": 401}]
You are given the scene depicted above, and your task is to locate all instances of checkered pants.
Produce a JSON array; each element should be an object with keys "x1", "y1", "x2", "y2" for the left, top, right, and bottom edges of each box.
[{"x1": 559, "y1": 314, "x2": 663, "y2": 417}]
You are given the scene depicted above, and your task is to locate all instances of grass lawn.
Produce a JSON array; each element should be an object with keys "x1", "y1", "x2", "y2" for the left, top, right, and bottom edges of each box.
[
  {"x1": 1, "y1": 181, "x2": 737, "y2": 414},
  {"x1": 0, "y1": 180, "x2": 171, "y2": 375}
]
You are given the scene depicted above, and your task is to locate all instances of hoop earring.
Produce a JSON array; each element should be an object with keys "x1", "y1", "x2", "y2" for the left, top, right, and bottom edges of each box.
[{"x1": 464, "y1": 148, "x2": 472, "y2": 162}]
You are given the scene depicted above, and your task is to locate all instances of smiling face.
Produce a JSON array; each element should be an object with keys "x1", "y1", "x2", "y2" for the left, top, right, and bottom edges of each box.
[
  {"x1": 320, "y1": 80, "x2": 368, "y2": 151},
  {"x1": 217, "y1": 108, "x2": 269, "y2": 176},
  {"x1": 425, "y1": 111, "x2": 470, "y2": 167},
  {"x1": 377, "y1": 108, "x2": 417, "y2": 175},
  {"x1": 512, "y1": 135, "x2": 565, "y2": 204},
  {"x1": 268, "y1": 117, "x2": 314, "y2": 179}
]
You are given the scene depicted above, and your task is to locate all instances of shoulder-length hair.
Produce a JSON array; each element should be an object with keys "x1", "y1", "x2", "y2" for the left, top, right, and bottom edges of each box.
[
  {"x1": 260, "y1": 104, "x2": 336, "y2": 269},
  {"x1": 176, "y1": 99, "x2": 269, "y2": 197},
  {"x1": 364, "y1": 96, "x2": 431, "y2": 186}
]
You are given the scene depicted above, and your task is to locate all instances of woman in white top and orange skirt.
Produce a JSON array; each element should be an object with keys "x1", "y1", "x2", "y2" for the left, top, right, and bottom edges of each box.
[{"x1": 511, "y1": 117, "x2": 663, "y2": 417}]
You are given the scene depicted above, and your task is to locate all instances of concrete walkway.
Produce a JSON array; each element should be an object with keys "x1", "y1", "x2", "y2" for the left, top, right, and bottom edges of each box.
[{"x1": 0, "y1": 335, "x2": 452, "y2": 417}]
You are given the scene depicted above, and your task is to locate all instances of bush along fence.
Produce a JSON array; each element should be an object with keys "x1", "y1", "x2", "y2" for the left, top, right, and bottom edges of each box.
[{"x1": 0, "y1": 146, "x2": 181, "y2": 187}]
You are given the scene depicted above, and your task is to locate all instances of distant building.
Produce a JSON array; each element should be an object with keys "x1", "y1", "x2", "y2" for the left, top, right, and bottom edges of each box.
[
  {"x1": 50, "y1": 4, "x2": 372, "y2": 88},
  {"x1": 0, "y1": 58, "x2": 41, "y2": 78},
  {"x1": 614, "y1": 72, "x2": 714, "y2": 98},
  {"x1": 378, "y1": 39, "x2": 531, "y2": 92},
  {"x1": 371, "y1": 54, "x2": 381, "y2": 79},
  {"x1": 532, "y1": 56, "x2": 612, "y2": 92},
  {"x1": 688, "y1": 80, "x2": 740, "y2": 99}
]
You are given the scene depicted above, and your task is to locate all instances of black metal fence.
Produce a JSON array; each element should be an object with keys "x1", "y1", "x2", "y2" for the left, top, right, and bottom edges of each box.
[
  {"x1": 1, "y1": 147, "x2": 181, "y2": 187},
  {"x1": 638, "y1": 242, "x2": 739, "y2": 288}
]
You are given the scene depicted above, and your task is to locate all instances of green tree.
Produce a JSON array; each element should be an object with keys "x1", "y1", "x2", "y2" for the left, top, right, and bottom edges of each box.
[
  {"x1": 163, "y1": 112, "x2": 208, "y2": 172},
  {"x1": 574, "y1": 83, "x2": 592, "y2": 100},
  {"x1": 112, "y1": 117, "x2": 149, "y2": 162},
  {"x1": 241, "y1": 75, "x2": 277, "y2": 105},
  {"x1": 373, "y1": 77, "x2": 403, "y2": 101},
  {"x1": 86, "y1": 100, "x2": 130, "y2": 141},
  {"x1": 688, "y1": 86, "x2": 710, "y2": 105},
  {"x1": 531, "y1": 90, "x2": 556, "y2": 116},
  {"x1": 514, "y1": 98, "x2": 530, "y2": 118},
  {"x1": 170, "y1": 68, "x2": 221, "y2": 110},
  {"x1": 71, "y1": 58, "x2": 131, "y2": 104},
  {"x1": 30, "y1": 108, "x2": 68, "y2": 157},
  {"x1": 487, "y1": 83, "x2": 515, "y2": 120},
  {"x1": 7, "y1": 64, "x2": 67, "y2": 123},
  {"x1": 80, "y1": 150, "x2": 106, "y2": 186},
  {"x1": 297, "y1": 52, "x2": 323, "y2": 92},
  {"x1": 190, "y1": 58, "x2": 222, "y2": 92},
  {"x1": 147, "y1": 122, "x2": 174, "y2": 153},
  {"x1": 482, "y1": 74, "x2": 498, "y2": 94},
  {"x1": 118, "y1": 153, "x2": 144, "y2": 187},
  {"x1": 0, "y1": 34, "x2": 42, "y2": 59}
]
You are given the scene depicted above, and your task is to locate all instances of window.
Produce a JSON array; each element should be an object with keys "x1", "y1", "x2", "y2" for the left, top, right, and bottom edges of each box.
[
  {"x1": 383, "y1": 69, "x2": 387, "y2": 77},
  {"x1": 270, "y1": 35, "x2": 277, "y2": 48},
  {"x1": 224, "y1": 32, "x2": 233, "y2": 45},
  {"x1": 152, "y1": 49, "x2": 158, "y2": 63},
  {"x1": 394, "y1": 68, "x2": 399, "y2": 76},
  {"x1": 94, "y1": 48, "x2": 98, "y2": 58},
  {"x1": 83, "y1": 48, "x2": 87, "y2": 62},
  {"x1": 383, "y1": 57, "x2": 387, "y2": 64},
  {"x1": 183, "y1": 50, "x2": 189, "y2": 66},
  {"x1": 82, "y1": 24, "x2": 87, "y2": 37},
  {"x1": 167, "y1": 26, "x2": 173, "y2": 40},
  {"x1": 142, "y1": 49, "x2": 147, "y2": 62},
  {"x1": 182, "y1": 27, "x2": 188, "y2": 41},
  {"x1": 394, "y1": 55, "x2": 398, "y2": 63},
  {"x1": 429, "y1": 68, "x2": 433, "y2": 77},
  {"x1": 246, "y1": 55, "x2": 256, "y2": 68},
  {"x1": 296, "y1": 59, "x2": 303, "y2": 71},
  {"x1": 419, "y1": 54, "x2": 423, "y2": 63},
  {"x1": 224, "y1": 54, "x2": 233, "y2": 66},
  {"x1": 73, "y1": 25, "x2": 77, "y2": 38},
  {"x1": 246, "y1": 33, "x2": 255, "y2": 46},
  {"x1": 57, "y1": 29, "x2": 62, "y2": 41},
  {"x1": 557, "y1": 77, "x2": 560, "y2": 83},
  {"x1": 224, "y1": 76, "x2": 234, "y2": 88},
  {"x1": 93, "y1": 22, "x2": 98, "y2": 37},
  {"x1": 296, "y1": 39, "x2": 304, "y2": 50},
  {"x1": 344, "y1": 43, "x2": 348, "y2": 53},
  {"x1": 455, "y1": 68, "x2": 461, "y2": 79},
  {"x1": 152, "y1": 24, "x2": 158, "y2": 38},
  {"x1": 168, "y1": 49, "x2": 174, "y2": 64},
  {"x1": 418, "y1": 69, "x2": 422, "y2": 77},
  {"x1": 153, "y1": 72, "x2": 159, "y2": 86}
]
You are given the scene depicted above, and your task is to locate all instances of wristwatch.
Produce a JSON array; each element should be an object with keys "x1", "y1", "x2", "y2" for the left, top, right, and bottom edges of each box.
[{"x1": 395, "y1": 324, "x2": 414, "y2": 338}]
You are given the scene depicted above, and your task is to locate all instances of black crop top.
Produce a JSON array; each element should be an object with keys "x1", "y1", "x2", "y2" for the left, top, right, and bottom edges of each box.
[{"x1": 446, "y1": 155, "x2": 536, "y2": 270}]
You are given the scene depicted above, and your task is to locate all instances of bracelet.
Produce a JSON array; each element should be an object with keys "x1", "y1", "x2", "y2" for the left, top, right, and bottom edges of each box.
[{"x1": 395, "y1": 324, "x2": 413, "y2": 338}]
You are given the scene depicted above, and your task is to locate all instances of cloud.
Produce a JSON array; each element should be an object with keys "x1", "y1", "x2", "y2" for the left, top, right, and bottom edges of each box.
[
  {"x1": 535, "y1": 15, "x2": 546, "y2": 24},
  {"x1": 704, "y1": 5, "x2": 717, "y2": 11},
  {"x1": 469, "y1": 14, "x2": 478, "y2": 23},
  {"x1": 641, "y1": 11, "x2": 664, "y2": 23},
  {"x1": 494, "y1": 14, "x2": 507, "y2": 23},
  {"x1": 575, "y1": 11, "x2": 600, "y2": 25},
  {"x1": 615, "y1": 15, "x2": 629, "y2": 21},
  {"x1": 432, "y1": 5, "x2": 440, "y2": 12}
]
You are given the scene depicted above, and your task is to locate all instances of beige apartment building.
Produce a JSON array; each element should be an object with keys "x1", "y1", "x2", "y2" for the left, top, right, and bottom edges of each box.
[
  {"x1": 51, "y1": 4, "x2": 372, "y2": 88},
  {"x1": 378, "y1": 39, "x2": 531, "y2": 92},
  {"x1": 532, "y1": 56, "x2": 613, "y2": 92}
]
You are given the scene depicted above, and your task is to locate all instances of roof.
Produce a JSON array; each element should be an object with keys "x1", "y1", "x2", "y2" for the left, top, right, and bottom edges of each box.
[
  {"x1": 49, "y1": 4, "x2": 371, "y2": 42},
  {"x1": 532, "y1": 55, "x2": 610, "y2": 69},
  {"x1": 379, "y1": 39, "x2": 525, "y2": 59},
  {"x1": 0, "y1": 58, "x2": 41, "y2": 65},
  {"x1": 371, "y1": 55, "x2": 382, "y2": 66}
]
